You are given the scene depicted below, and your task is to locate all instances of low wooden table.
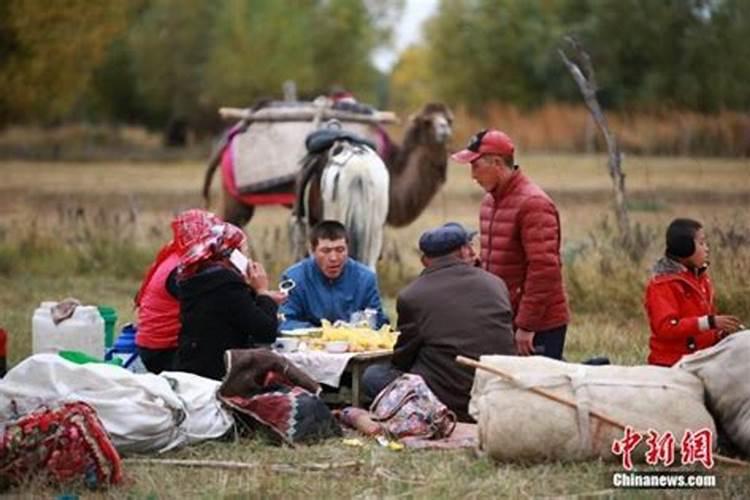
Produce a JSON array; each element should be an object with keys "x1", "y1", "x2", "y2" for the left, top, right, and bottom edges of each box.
[
  {"x1": 346, "y1": 350, "x2": 393, "y2": 407},
  {"x1": 282, "y1": 349, "x2": 392, "y2": 407}
]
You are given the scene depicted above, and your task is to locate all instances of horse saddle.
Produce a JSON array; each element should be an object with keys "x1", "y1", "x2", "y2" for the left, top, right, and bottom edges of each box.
[{"x1": 305, "y1": 129, "x2": 376, "y2": 154}]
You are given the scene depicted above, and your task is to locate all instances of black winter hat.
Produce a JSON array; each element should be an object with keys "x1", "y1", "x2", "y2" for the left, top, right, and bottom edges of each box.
[{"x1": 666, "y1": 218, "x2": 702, "y2": 259}]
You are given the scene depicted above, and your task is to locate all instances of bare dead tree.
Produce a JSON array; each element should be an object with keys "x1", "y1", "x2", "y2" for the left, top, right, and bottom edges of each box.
[{"x1": 559, "y1": 36, "x2": 633, "y2": 250}]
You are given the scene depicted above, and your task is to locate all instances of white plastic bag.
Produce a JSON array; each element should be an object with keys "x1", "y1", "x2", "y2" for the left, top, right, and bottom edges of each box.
[{"x1": 0, "y1": 354, "x2": 233, "y2": 454}]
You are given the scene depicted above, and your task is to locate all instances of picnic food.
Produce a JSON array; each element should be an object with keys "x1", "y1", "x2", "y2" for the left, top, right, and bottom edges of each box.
[
  {"x1": 318, "y1": 320, "x2": 398, "y2": 352},
  {"x1": 281, "y1": 321, "x2": 398, "y2": 352}
]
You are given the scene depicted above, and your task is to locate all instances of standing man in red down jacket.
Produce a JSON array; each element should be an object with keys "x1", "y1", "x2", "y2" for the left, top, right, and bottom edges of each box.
[{"x1": 452, "y1": 129, "x2": 570, "y2": 359}]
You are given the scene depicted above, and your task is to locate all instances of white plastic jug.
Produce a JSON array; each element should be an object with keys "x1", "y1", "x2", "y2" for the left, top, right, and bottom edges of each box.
[{"x1": 32, "y1": 301, "x2": 105, "y2": 358}]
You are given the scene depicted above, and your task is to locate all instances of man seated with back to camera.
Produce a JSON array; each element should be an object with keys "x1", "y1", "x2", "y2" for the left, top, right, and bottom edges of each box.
[
  {"x1": 362, "y1": 222, "x2": 515, "y2": 422},
  {"x1": 278, "y1": 220, "x2": 389, "y2": 331}
]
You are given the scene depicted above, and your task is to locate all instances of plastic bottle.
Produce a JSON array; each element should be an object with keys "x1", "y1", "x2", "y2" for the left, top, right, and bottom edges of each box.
[
  {"x1": 97, "y1": 306, "x2": 118, "y2": 349},
  {"x1": 32, "y1": 302, "x2": 105, "y2": 358},
  {"x1": 105, "y1": 324, "x2": 147, "y2": 373}
]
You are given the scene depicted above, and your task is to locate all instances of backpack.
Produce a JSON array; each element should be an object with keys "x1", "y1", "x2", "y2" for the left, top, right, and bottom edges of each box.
[{"x1": 369, "y1": 374, "x2": 457, "y2": 440}]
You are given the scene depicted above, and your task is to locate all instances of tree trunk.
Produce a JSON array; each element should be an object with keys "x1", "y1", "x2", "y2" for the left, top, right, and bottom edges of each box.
[{"x1": 559, "y1": 36, "x2": 633, "y2": 251}]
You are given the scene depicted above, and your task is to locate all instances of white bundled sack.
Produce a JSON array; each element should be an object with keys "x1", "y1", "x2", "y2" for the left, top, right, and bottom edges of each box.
[
  {"x1": 469, "y1": 355, "x2": 716, "y2": 463},
  {"x1": 676, "y1": 330, "x2": 750, "y2": 456},
  {"x1": 0, "y1": 354, "x2": 234, "y2": 454}
]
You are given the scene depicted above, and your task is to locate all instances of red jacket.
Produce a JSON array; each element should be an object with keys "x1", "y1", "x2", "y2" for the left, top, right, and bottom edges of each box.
[
  {"x1": 135, "y1": 252, "x2": 181, "y2": 350},
  {"x1": 645, "y1": 257, "x2": 720, "y2": 366},
  {"x1": 479, "y1": 170, "x2": 569, "y2": 332}
]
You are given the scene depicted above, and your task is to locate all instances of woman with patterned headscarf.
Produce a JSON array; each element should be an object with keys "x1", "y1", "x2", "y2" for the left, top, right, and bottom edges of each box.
[
  {"x1": 171, "y1": 210, "x2": 282, "y2": 380},
  {"x1": 135, "y1": 209, "x2": 224, "y2": 374}
]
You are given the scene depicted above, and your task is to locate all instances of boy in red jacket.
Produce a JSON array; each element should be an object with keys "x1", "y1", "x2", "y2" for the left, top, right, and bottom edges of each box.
[{"x1": 645, "y1": 218, "x2": 742, "y2": 366}]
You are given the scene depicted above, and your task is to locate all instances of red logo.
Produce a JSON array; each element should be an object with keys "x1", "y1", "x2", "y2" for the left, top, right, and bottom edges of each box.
[
  {"x1": 645, "y1": 430, "x2": 676, "y2": 466},
  {"x1": 611, "y1": 426, "x2": 642, "y2": 471},
  {"x1": 612, "y1": 427, "x2": 714, "y2": 470},
  {"x1": 680, "y1": 428, "x2": 714, "y2": 469}
]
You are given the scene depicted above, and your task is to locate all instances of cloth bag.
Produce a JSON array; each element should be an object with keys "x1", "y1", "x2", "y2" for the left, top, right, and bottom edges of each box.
[
  {"x1": 676, "y1": 330, "x2": 750, "y2": 456},
  {"x1": 369, "y1": 374, "x2": 456, "y2": 439},
  {"x1": 0, "y1": 402, "x2": 122, "y2": 490},
  {"x1": 470, "y1": 355, "x2": 716, "y2": 463}
]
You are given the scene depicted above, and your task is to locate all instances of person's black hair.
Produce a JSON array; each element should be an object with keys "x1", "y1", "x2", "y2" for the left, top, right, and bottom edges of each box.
[
  {"x1": 666, "y1": 218, "x2": 703, "y2": 259},
  {"x1": 310, "y1": 220, "x2": 349, "y2": 247}
]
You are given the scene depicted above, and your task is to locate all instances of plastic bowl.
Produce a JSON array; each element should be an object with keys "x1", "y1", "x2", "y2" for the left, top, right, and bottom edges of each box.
[
  {"x1": 274, "y1": 337, "x2": 300, "y2": 353},
  {"x1": 325, "y1": 341, "x2": 349, "y2": 353}
]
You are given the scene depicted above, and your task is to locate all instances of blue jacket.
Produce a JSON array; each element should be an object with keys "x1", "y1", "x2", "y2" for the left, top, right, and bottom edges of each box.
[{"x1": 278, "y1": 257, "x2": 389, "y2": 331}]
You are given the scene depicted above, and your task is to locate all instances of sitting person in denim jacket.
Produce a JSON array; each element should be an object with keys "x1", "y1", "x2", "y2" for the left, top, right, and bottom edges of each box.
[{"x1": 278, "y1": 220, "x2": 388, "y2": 331}]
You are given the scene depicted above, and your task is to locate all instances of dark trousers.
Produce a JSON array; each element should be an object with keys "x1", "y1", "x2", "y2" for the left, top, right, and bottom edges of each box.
[
  {"x1": 138, "y1": 346, "x2": 177, "y2": 374},
  {"x1": 533, "y1": 325, "x2": 567, "y2": 360},
  {"x1": 361, "y1": 363, "x2": 403, "y2": 402}
]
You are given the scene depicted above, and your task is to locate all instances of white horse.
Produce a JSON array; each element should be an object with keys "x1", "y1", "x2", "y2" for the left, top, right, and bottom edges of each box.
[{"x1": 317, "y1": 140, "x2": 389, "y2": 270}]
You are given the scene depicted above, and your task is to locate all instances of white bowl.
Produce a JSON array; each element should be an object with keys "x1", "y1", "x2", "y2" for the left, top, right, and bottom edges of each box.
[
  {"x1": 273, "y1": 337, "x2": 300, "y2": 353},
  {"x1": 325, "y1": 341, "x2": 349, "y2": 353}
]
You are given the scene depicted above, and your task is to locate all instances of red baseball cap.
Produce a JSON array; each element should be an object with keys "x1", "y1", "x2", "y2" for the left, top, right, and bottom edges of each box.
[{"x1": 451, "y1": 129, "x2": 515, "y2": 164}]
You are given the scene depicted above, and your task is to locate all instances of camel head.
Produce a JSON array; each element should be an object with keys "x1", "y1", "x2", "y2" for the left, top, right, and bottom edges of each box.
[
  {"x1": 384, "y1": 103, "x2": 454, "y2": 228},
  {"x1": 409, "y1": 102, "x2": 454, "y2": 145}
]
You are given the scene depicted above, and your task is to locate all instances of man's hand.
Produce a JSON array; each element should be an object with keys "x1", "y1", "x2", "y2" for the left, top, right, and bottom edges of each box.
[
  {"x1": 715, "y1": 315, "x2": 742, "y2": 334},
  {"x1": 514, "y1": 328, "x2": 536, "y2": 356}
]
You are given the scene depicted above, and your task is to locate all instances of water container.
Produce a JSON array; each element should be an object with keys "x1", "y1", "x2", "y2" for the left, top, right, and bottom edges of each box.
[
  {"x1": 97, "y1": 306, "x2": 118, "y2": 348},
  {"x1": 105, "y1": 324, "x2": 147, "y2": 373},
  {"x1": 32, "y1": 302, "x2": 105, "y2": 358}
]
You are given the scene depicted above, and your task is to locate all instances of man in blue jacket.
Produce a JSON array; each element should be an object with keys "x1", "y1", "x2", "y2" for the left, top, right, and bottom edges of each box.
[{"x1": 278, "y1": 220, "x2": 389, "y2": 331}]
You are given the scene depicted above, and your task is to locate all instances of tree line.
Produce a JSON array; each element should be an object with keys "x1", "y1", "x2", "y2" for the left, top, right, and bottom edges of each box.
[
  {"x1": 1, "y1": 0, "x2": 748, "y2": 135},
  {"x1": 0, "y1": 0, "x2": 399, "y2": 133},
  {"x1": 396, "y1": 0, "x2": 750, "y2": 115}
]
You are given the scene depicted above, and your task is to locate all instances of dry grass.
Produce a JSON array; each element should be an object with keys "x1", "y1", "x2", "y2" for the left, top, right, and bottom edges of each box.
[
  {"x1": 1, "y1": 155, "x2": 750, "y2": 497},
  {"x1": 442, "y1": 103, "x2": 750, "y2": 157}
]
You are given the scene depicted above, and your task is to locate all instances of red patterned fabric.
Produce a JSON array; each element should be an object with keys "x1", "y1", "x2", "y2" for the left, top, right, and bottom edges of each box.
[
  {"x1": 135, "y1": 209, "x2": 223, "y2": 306},
  {"x1": 220, "y1": 386, "x2": 341, "y2": 445},
  {"x1": 0, "y1": 402, "x2": 122, "y2": 489},
  {"x1": 479, "y1": 170, "x2": 569, "y2": 332},
  {"x1": 171, "y1": 209, "x2": 246, "y2": 277}
]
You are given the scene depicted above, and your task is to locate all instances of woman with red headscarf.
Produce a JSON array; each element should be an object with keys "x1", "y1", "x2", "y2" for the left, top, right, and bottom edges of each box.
[
  {"x1": 134, "y1": 209, "x2": 224, "y2": 374},
  {"x1": 171, "y1": 211, "x2": 281, "y2": 380}
]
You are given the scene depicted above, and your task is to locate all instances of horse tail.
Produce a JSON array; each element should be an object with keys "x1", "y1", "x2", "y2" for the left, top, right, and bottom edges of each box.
[
  {"x1": 344, "y1": 175, "x2": 366, "y2": 264},
  {"x1": 320, "y1": 142, "x2": 389, "y2": 269}
]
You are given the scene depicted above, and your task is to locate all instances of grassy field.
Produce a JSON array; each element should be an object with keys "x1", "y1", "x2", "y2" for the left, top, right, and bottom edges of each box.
[{"x1": 1, "y1": 154, "x2": 749, "y2": 497}]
